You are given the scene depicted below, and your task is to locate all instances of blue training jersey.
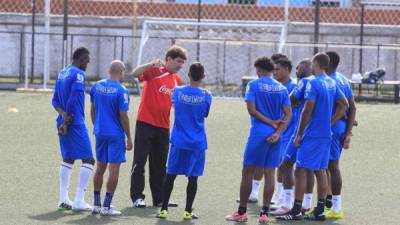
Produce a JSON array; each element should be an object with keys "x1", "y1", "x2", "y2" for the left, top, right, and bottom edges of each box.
[
  {"x1": 90, "y1": 79, "x2": 130, "y2": 137},
  {"x1": 170, "y1": 85, "x2": 212, "y2": 151},
  {"x1": 281, "y1": 79, "x2": 297, "y2": 140},
  {"x1": 291, "y1": 75, "x2": 315, "y2": 133},
  {"x1": 245, "y1": 76, "x2": 291, "y2": 137},
  {"x1": 52, "y1": 65, "x2": 86, "y2": 125},
  {"x1": 303, "y1": 74, "x2": 345, "y2": 138},
  {"x1": 329, "y1": 72, "x2": 353, "y2": 135}
]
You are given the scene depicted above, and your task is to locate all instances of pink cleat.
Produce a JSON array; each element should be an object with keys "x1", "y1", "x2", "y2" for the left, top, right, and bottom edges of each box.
[
  {"x1": 225, "y1": 212, "x2": 249, "y2": 222},
  {"x1": 259, "y1": 214, "x2": 270, "y2": 223}
]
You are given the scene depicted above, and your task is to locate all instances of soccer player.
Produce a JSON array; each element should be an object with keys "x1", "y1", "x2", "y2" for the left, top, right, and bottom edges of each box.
[
  {"x1": 325, "y1": 51, "x2": 357, "y2": 219},
  {"x1": 51, "y1": 47, "x2": 94, "y2": 211},
  {"x1": 226, "y1": 56, "x2": 292, "y2": 223},
  {"x1": 90, "y1": 60, "x2": 132, "y2": 216},
  {"x1": 129, "y1": 46, "x2": 186, "y2": 208},
  {"x1": 271, "y1": 53, "x2": 289, "y2": 63},
  {"x1": 238, "y1": 53, "x2": 290, "y2": 205},
  {"x1": 277, "y1": 53, "x2": 348, "y2": 221},
  {"x1": 156, "y1": 63, "x2": 212, "y2": 220},
  {"x1": 271, "y1": 59, "x2": 316, "y2": 216},
  {"x1": 272, "y1": 58, "x2": 296, "y2": 208}
]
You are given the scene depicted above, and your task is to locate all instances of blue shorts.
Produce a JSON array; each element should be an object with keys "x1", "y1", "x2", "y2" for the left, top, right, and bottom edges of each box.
[
  {"x1": 330, "y1": 133, "x2": 344, "y2": 161},
  {"x1": 283, "y1": 136, "x2": 298, "y2": 162},
  {"x1": 167, "y1": 146, "x2": 206, "y2": 177},
  {"x1": 243, "y1": 136, "x2": 281, "y2": 168},
  {"x1": 58, "y1": 124, "x2": 93, "y2": 161},
  {"x1": 296, "y1": 137, "x2": 330, "y2": 171},
  {"x1": 280, "y1": 137, "x2": 291, "y2": 162},
  {"x1": 95, "y1": 136, "x2": 126, "y2": 163}
]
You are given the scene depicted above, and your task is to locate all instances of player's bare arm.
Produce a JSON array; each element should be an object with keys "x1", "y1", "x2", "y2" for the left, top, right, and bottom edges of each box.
[
  {"x1": 290, "y1": 94, "x2": 300, "y2": 107},
  {"x1": 120, "y1": 111, "x2": 133, "y2": 151},
  {"x1": 268, "y1": 105, "x2": 292, "y2": 143},
  {"x1": 246, "y1": 101, "x2": 281, "y2": 129},
  {"x1": 343, "y1": 96, "x2": 356, "y2": 149},
  {"x1": 131, "y1": 59, "x2": 163, "y2": 77},
  {"x1": 331, "y1": 97, "x2": 349, "y2": 125},
  {"x1": 90, "y1": 104, "x2": 95, "y2": 126},
  {"x1": 294, "y1": 100, "x2": 315, "y2": 147},
  {"x1": 55, "y1": 106, "x2": 72, "y2": 125}
]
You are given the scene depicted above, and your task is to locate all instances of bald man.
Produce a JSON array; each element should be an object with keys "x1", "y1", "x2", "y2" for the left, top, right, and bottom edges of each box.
[{"x1": 90, "y1": 60, "x2": 133, "y2": 216}]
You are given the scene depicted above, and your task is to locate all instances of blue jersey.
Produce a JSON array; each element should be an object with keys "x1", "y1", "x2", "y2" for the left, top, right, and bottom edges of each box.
[
  {"x1": 291, "y1": 76, "x2": 315, "y2": 131},
  {"x1": 52, "y1": 65, "x2": 86, "y2": 125},
  {"x1": 303, "y1": 74, "x2": 345, "y2": 138},
  {"x1": 281, "y1": 79, "x2": 296, "y2": 140},
  {"x1": 245, "y1": 76, "x2": 291, "y2": 137},
  {"x1": 170, "y1": 86, "x2": 212, "y2": 151},
  {"x1": 90, "y1": 79, "x2": 130, "y2": 137},
  {"x1": 329, "y1": 72, "x2": 353, "y2": 135}
]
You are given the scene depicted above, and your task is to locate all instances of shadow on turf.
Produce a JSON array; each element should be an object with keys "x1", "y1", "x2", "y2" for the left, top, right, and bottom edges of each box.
[
  {"x1": 122, "y1": 207, "x2": 195, "y2": 225},
  {"x1": 28, "y1": 210, "x2": 85, "y2": 221}
]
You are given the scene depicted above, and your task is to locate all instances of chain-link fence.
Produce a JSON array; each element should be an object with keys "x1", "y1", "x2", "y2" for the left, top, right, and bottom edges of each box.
[{"x1": 1, "y1": 0, "x2": 400, "y2": 96}]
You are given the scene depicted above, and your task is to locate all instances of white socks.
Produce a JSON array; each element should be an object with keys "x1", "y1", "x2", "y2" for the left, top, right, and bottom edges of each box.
[
  {"x1": 332, "y1": 195, "x2": 342, "y2": 212},
  {"x1": 250, "y1": 180, "x2": 262, "y2": 199},
  {"x1": 74, "y1": 163, "x2": 94, "y2": 203},
  {"x1": 283, "y1": 189, "x2": 294, "y2": 209},
  {"x1": 59, "y1": 162, "x2": 73, "y2": 203},
  {"x1": 274, "y1": 182, "x2": 283, "y2": 202},
  {"x1": 302, "y1": 193, "x2": 313, "y2": 210}
]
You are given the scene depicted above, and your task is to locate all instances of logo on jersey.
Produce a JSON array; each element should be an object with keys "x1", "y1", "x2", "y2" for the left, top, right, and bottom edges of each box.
[
  {"x1": 305, "y1": 82, "x2": 312, "y2": 93},
  {"x1": 178, "y1": 92, "x2": 205, "y2": 105},
  {"x1": 124, "y1": 93, "x2": 129, "y2": 104},
  {"x1": 76, "y1": 73, "x2": 84, "y2": 83},
  {"x1": 96, "y1": 84, "x2": 118, "y2": 94},
  {"x1": 297, "y1": 79, "x2": 305, "y2": 90},
  {"x1": 322, "y1": 79, "x2": 336, "y2": 90},
  {"x1": 159, "y1": 85, "x2": 173, "y2": 96},
  {"x1": 245, "y1": 84, "x2": 251, "y2": 96},
  {"x1": 258, "y1": 82, "x2": 286, "y2": 93}
]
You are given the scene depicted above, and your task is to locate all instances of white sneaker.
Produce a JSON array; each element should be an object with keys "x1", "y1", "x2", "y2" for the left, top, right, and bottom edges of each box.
[
  {"x1": 100, "y1": 207, "x2": 122, "y2": 216},
  {"x1": 271, "y1": 198, "x2": 284, "y2": 210},
  {"x1": 249, "y1": 195, "x2": 259, "y2": 203},
  {"x1": 72, "y1": 201, "x2": 93, "y2": 211},
  {"x1": 133, "y1": 198, "x2": 146, "y2": 208},
  {"x1": 92, "y1": 205, "x2": 101, "y2": 214},
  {"x1": 270, "y1": 206, "x2": 291, "y2": 216}
]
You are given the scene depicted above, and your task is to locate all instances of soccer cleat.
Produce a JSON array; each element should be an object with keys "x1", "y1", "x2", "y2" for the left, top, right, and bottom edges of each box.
[
  {"x1": 157, "y1": 210, "x2": 168, "y2": 219},
  {"x1": 304, "y1": 212, "x2": 326, "y2": 221},
  {"x1": 276, "y1": 212, "x2": 303, "y2": 221},
  {"x1": 100, "y1": 207, "x2": 122, "y2": 216},
  {"x1": 270, "y1": 206, "x2": 290, "y2": 216},
  {"x1": 92, "y1": 205, "x2": 101, "y2": 214},
  {"x1": 183, "y1": 211, "x2": 199, "y2": 220},
  {"x1": 326, "y1": 210, "x2": 344, "y2": 219},
  {"x1": 236, "y1": 197, "x2": 258, "y2": 204},
  {"x1": 133, "y1": 198, "x2": 146, "y2": 208},
  {"x1": 154, "y1": 201, "x2": 179, "y2": 207},
  {"x1": 225, "y1": 212, "x2": 249, "y2": 222},
  {"x1": 325, "y1": 207, "x2": 332, "y2": 213},
  {"x1": 258, "y1": 214, "x2": 269, "y2": 224},
  {"x1": 301, "y1": 208, "x2": 312, "y2": 216},
  {"x1": 72, "y1": 201, "x2": 93, "y2": 212},
  {"x1": 58, "y1": 202, "x2": 72, "y2": 211}
]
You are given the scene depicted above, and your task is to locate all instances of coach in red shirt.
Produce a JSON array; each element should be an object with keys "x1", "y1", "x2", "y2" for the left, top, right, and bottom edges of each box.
[{"x1": 130, "y1": 46, "x2": 187, "y2": 208}]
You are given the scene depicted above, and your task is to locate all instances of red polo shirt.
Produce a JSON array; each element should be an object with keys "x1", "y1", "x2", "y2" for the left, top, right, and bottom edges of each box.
[{"x1": 136, "y1": 66, "x2": 183, "y2": 128}]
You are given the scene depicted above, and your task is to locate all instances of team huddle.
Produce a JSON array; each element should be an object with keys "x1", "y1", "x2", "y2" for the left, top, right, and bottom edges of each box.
[{"x1": 51, "y1": 45, "x2": 356, "y2": 222}]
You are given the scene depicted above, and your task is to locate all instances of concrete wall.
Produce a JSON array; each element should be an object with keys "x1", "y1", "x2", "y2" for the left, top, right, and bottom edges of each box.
[{"x1": 1, "y1": 13, "x2": 400, "y2": 85}]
